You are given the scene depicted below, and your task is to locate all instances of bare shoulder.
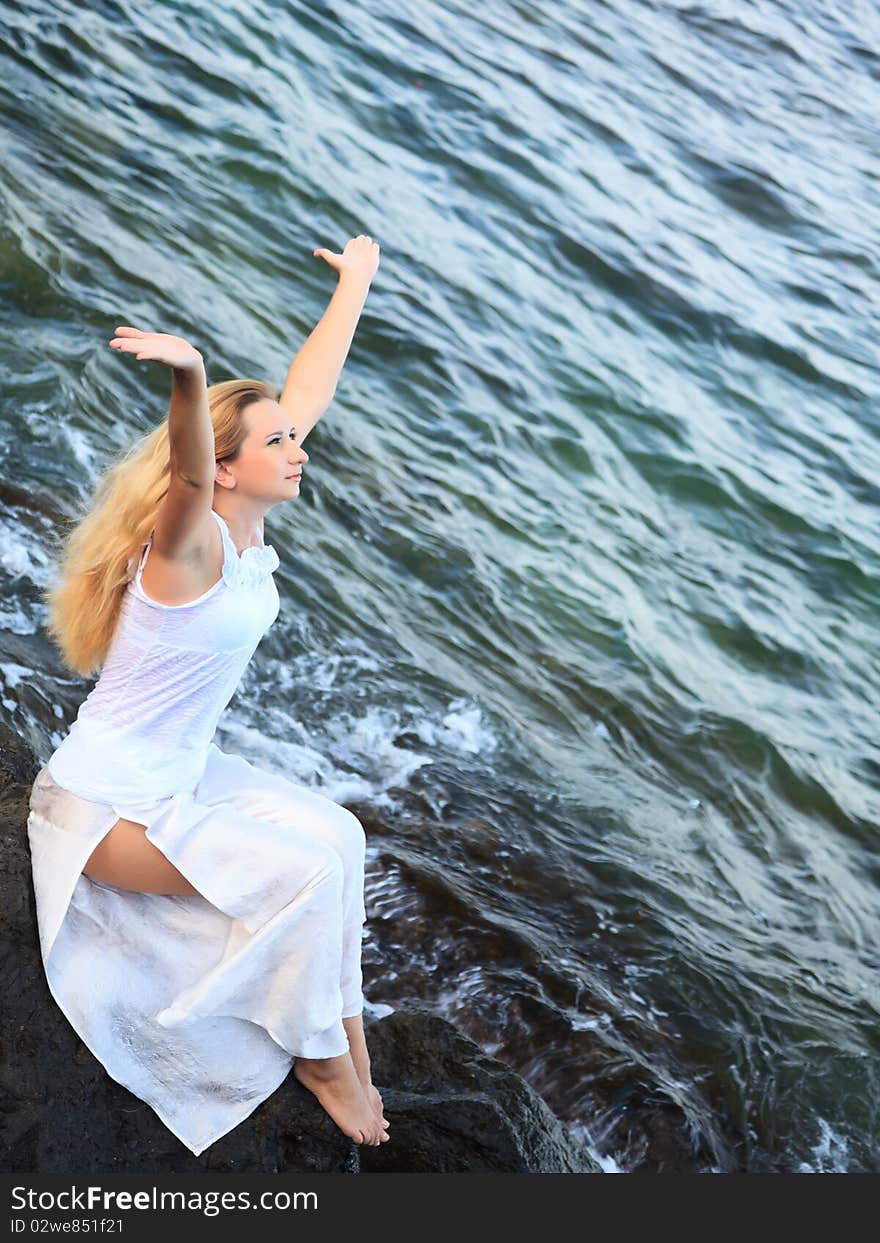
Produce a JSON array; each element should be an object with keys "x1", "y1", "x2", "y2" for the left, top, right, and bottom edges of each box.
[{"x1": 140, "y1": 479, "x2": 222, "y2": 607}]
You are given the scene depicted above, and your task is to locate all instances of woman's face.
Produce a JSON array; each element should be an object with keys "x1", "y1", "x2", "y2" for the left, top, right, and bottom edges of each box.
[{"x1": 218, "y1": 399, "x2": 309, "y2": 500}]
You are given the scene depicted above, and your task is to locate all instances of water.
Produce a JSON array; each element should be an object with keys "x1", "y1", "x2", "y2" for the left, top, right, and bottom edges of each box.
[{"x1": 1, "y1": 0, "x2": 878, "y2": 1172}]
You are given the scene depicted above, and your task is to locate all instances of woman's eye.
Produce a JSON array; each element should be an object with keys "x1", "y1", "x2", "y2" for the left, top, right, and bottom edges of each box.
[{"x1": 269, "y1": 431, "x2": 297, "y2": 445}]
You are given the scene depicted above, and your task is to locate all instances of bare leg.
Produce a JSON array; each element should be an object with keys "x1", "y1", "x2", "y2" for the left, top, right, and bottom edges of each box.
[
  {"x1": 342, "y1": 1013, "x2": 388, "y2": 1129},
  {"x1": 83, "y1": 818, "x2": 199, "y2": 894},
  {"x1": 293, "y1": 1048, "x2": 390, "y2": 1145}
]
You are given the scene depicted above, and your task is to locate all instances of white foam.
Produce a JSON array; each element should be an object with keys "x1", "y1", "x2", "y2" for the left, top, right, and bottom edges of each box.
[
  {"x1": 410, "y1": 697, "x2": 499, "y2": 755},
  {"x1": 0, "y1": 521, "x2": 33, "y2": 579},
  {"x1": 0, "y1": 661, "x2": 32, "y2": 689},
  {"x1": 0, "y1": 602, "x2": 33, "y2": 634},
  {"x1": 565, "y1": 1121, "x2": 625, "y2": 1173},
  {"x1": 796, "y1": 1115, "x2": 851, "y2": 1173},
  {"x1": 217, "y1": 715, "x2": 389, "y2": 806}
]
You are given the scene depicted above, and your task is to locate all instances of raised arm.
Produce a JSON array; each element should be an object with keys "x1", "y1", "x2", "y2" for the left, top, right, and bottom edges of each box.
[
  {"x1": 110, "y1": 327, "x2": 214, "y2": 486},
  {"x1": 167, "y1": 360, "x2": 213, "y2": 484},
  {"x1": 278, "y1": 235, "x2": 380, "y2": 444},
  {"x1": 109, "y1": 327, "x2": 217, "y2": 561}
]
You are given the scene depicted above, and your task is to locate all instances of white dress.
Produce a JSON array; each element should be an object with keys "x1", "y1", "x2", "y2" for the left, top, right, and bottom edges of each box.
[{"x1": 27, "y1": 511, "x2": 367, "y2": 1156}]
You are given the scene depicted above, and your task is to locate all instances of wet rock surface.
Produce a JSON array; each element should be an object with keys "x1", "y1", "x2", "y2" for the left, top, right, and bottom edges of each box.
[{"x1": 0, "y1": 723, "x2": 597, "y2": 1173}]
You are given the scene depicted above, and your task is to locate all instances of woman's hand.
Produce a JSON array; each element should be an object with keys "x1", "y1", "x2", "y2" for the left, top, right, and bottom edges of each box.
[
  {"x1": 313, "y1": 234, "x2": 380, "y2": 284},
  {"x1": 108, "y1": 327, "x2": 204, "y2": 372}
]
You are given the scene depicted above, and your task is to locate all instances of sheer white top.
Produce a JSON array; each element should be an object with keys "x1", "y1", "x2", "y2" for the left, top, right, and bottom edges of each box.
[{"x1": 47, "y1": 509, "x2": 281, "y2": 804}]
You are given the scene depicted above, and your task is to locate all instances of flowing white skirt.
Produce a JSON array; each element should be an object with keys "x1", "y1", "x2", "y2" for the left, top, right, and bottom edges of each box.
[{"x1": 26, "y1": 742, "x2": 367, "y2": 1156}]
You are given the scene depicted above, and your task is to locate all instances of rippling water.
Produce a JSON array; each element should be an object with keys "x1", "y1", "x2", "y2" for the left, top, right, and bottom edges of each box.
[{"x1": 2, "y1": 0, "x2": 878, "y2": 1172}]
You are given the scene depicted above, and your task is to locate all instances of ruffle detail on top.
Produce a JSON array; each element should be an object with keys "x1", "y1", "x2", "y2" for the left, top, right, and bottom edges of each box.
[
  {"x1": 220, "y1": 543, "x2": 280, "y2": 589},
  {"x1": 123, "y1": 512, "x2": 280, "y2": 589},
  {"x1": 213, "y1": 512, "x2": 280, "y2": 589}
]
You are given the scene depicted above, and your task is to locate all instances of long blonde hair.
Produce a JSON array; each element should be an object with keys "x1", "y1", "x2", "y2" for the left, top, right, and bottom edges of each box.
[{"x1": 44, "y1": 377, "x2": 277, "y2": 678}]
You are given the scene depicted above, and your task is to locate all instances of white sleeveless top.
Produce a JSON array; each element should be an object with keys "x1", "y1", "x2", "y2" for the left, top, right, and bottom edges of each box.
[{"x1": 47, "y1": 509, "x2": 281, "y2": 804}]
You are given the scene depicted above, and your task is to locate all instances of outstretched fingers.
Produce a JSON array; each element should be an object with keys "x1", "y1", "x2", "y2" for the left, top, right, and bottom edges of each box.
[
  {"x1": 109, "y1": 326, "x2": 144, "y2": 354},
  {"x1": 106, "y1": 328, "x2": 204, "y2": 371}
]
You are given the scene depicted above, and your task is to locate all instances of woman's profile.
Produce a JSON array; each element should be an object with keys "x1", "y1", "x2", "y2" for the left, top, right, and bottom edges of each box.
[{"x1": 26, "y1": 235, "x2": 390, "y2": 1155}]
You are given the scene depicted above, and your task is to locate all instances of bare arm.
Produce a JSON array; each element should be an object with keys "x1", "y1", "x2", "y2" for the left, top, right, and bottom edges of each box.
[
  {"x1": 110, "y1": 327, "x2": 217, "y2": 560},
  {"x1": 109, "y1": 328, "x2": 214, "y2": 485},
  {"x1": 168, "y1": 360, "x2": 213, "y2": 484},
  {"x1": 280, "y1": 273, "x2": 370, "y2": 404},
  {"x1": 278, "y1": 236, "x2": 380, "y2": 441}
]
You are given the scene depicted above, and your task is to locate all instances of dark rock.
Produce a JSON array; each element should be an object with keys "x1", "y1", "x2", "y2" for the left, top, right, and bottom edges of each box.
[
  {"x1": 0, "y1": 724, "x2": 598, "y2": 1173},
  {"x1": 358, "y1": 1008, "x2": 595, "y2": 1172}
]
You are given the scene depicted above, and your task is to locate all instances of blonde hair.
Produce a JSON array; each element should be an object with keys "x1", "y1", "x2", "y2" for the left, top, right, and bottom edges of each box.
[{"x1": 43, "y1": 377, "x2": 277, "y2": 678}]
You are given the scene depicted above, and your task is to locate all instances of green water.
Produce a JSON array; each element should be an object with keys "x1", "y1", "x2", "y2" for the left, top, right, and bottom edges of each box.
[{"x1": 1, "y1": 0, "x2": 877, "y2": 1171}]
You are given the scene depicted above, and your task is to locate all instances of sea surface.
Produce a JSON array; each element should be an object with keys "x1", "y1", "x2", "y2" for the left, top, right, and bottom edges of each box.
[{"x1": 1, "y1": 0, "x2": 877, "y2": 1171}]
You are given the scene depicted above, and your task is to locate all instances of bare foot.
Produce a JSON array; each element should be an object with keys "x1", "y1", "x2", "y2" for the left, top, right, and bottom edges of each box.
[
  {"x1": 293, "y1": 1052, "x2": 390, "y2": 1145},
  {"x1": 341, "y1": 1013, "x2": 389, "y2": 1132},
  {"x1": 363, "y1": 1081, "x2": 388, "y2": 1129}
]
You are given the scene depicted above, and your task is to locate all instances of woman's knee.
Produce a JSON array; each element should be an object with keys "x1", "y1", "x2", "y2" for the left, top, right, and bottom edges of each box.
[
  {"x1": 338, "y1": 807, "x2": 366, "y2": 863},
  {"x1": 320, "y1": 807, "x2": 366, "y2": 882},
  {"x1": 291, "y1": 800, "x2": 365, "y2": 870},
  {"x1": 305, "y1": 838, "x2": 346, "y2": 890}
]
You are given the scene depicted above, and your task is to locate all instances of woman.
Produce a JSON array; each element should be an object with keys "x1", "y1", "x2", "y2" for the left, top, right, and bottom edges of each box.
[{"x1": 27, "y1": 235, "x2": 390, "y2": 1155}]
